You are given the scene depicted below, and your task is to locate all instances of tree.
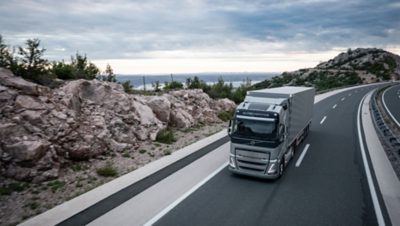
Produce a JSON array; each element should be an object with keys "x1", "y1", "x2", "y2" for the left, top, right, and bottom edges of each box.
[
  {"x1": 71, "y1": 52, "x2": 99, "y2": 80},
  {"x1": 18, "y1": 38, "x2": 48, "y2": 80},
  {"x1": 152, "y1": 80, "x2": 161, "y2": 92},
  {"x1": 0, "y1": 35, "x2": 11, "y2": 68},
  {"x1": 104, "y1": 64, "x2": 116, "y2": 82},
  {"x1": 52, "y1": 60, "x2": 75, "y2": 80}
]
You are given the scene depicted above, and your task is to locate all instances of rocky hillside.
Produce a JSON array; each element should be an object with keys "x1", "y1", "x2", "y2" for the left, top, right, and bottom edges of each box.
[
  {"x1": 253, "y1": 48, "x2": 400, "y2": 91},
  {"x1": 0, "y1": 68, "x2": 235, "y2": 182}
]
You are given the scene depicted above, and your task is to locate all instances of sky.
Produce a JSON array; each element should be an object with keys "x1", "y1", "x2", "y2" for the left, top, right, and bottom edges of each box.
[{"x1": 0, "y1": 0, "x2": 399, "y2": 74}]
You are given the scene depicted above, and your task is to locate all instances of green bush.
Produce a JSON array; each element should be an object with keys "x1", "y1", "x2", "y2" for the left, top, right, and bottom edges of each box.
[
  {"x1": 156, "y1": 129, "x2": 176, "y2": 144},
  {"x1": 96, "y1": 162, "x2": 118, "y2": 177},
  {"x1": 164, "y1": 81, "x2": 183, "y2": 90},
  {"x1": 218, "y1": 111, "x2": 233, "y2": 121}
]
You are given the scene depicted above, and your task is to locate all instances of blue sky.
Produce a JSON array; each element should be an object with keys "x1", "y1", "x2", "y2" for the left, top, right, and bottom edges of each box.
[{"x1": 0, "y1": 0, "x2": 399, "y2": 74}]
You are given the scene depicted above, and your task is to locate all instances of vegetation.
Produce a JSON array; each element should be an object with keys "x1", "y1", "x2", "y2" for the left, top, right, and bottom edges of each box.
[
  {"x1": 0, "y1": 182, "x2": 29, "y2": 195},
  {"x1": 0, "y1": 34, "x2": 106, "y2": 87},
  {"x1": 47, "y1": 180, "x2": 65, "y2": 192},
  {"x1": 164, "y1": 80, "x2": 184, "y2": 90},
  {"x1": 218, "y1": 111, "x2": 234, "y2": 122},
  {"x1": 96, "y1": 162, "x2": 118, "y2": 177},
  {"x1": 156, "y1": 129, "x2": 177, "y2": 144}
]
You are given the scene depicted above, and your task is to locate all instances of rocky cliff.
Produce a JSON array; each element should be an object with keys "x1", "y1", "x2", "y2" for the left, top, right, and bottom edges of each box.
[
  {"x1": 253, "y1": 48, "x2": 400, "y2": 90},
  {"x1": 0, "y1": 68, "x2": 235, "y2": 182}
]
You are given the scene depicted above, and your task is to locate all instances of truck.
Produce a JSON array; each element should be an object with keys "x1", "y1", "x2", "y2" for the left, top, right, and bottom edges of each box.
[{"x1": 228, "y1": 86, "x2": 315, "y2": 179}]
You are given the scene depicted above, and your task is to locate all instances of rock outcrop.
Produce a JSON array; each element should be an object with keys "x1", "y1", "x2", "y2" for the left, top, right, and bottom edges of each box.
[{"x1": 0, "y1": 68, "x2": 235, "y2": 182}]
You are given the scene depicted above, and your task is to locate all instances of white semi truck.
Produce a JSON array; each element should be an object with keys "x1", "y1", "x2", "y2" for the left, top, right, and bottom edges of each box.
[{"x1": 228, "y1": 86, "x2": 315, "y2": 179}]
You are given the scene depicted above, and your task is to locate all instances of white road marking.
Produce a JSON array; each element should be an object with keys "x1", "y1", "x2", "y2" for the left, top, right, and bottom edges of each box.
[
  {"x1": 144, "y1": 162, "x2": 228, "y2": 226},
  {"x1": 295, "y1": 144, "x2": 310, "y2": 167},
  {"x1": 320, "y1": 116, "x2": 327, "y2": 124},
  {"x1": 332, "y1": 104, "x2": 337, "y2": 109},
  {"x1": 383, "y1": 86, "x2": 400, "y2": 127},
  {"x1": 341, "y1": 97, "x2": 345, "y2": 101},
  {"x1": 357, "y1": 91, "x2": 385, "y2": 226}
]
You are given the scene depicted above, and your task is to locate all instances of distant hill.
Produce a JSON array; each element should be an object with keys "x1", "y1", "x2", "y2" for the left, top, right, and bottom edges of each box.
[{"x1": 253, "y1": 48, "x2": 400, "y2": 91}]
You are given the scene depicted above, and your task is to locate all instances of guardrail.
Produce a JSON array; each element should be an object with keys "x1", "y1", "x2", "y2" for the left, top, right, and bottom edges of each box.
[{"x1": 370, "y1": 88, "x2": 400, "y2": 179}]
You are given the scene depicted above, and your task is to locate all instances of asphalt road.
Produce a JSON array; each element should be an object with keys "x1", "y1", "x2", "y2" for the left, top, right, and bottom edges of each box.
[
  {"x1": 383, "y1": 83, "x2": 400, "y2": 126},
  {"x1": 155, "y1": 85, "x2": 384, "y2": 226}
]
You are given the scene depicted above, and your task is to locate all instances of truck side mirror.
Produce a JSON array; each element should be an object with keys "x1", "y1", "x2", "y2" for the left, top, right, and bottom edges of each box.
[
  {"x1": 282, "y1": 103, "x2": 288, "y2": 110},
  {"x1": 228, "y1": 120, "x2": 232, "y2": 136}
]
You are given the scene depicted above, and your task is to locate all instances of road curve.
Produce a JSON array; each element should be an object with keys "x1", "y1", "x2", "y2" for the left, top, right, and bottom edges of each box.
[
  {"x1": 382, "y1": 83, "x2": 400, "y2": 127},
  {"x1": 155, "y1": 85, "x2": 385, "y2": 226}
]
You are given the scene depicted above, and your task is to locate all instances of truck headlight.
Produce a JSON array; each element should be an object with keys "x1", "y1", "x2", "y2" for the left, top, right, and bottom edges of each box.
[
  {"x1": 229, "y1": 155, "x2": 236, "y2": 168},
  {"x1": 267, "y1": 163, "x2": 277, "y2": 174}
]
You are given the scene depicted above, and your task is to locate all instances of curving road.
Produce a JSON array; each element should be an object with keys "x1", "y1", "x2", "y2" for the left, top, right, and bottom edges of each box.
[
  {"x1": 382, "y1": 83, "x2": 400, "y2": 127},
  {"x1": 33, "y1": 84, "x2": 391, "y2": 226},
  {"x1": 155, "y1": 85, "x2": 387, "y2": 226}
]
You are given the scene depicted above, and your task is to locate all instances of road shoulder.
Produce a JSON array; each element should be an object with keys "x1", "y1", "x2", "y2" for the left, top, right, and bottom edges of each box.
[{"x1": 362, "y1": 90, "x2": 400, "y2": 225}]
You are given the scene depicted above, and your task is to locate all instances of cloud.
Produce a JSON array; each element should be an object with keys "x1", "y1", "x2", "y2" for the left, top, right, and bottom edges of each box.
[{"x1": 0, "y1": 0, "x2": 399, "y2": 72}]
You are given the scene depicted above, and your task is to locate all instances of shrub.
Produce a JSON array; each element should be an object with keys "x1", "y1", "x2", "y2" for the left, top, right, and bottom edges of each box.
[
  {"x1": 139, "y1": 149, "x2": 147, "y2": 154},
  {"x1": 164, "y1": 81, "x2": 183, "y2": 90},
  {"x1": 218, "y1": 111, "x2": 233, "y2": 121},
  {"x1": 47, "y1": 180, "x2": 65, "y2": 192},
  {"x1": 96, "y1": 162, "x2": 118, "y2": 177},
  {"x1": 156, "y1": 129, "x2": 176, "y2": 144}
]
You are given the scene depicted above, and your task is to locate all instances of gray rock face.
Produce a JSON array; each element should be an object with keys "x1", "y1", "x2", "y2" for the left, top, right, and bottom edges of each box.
[{"x1": 0, "y1": 68, "x2": 236, "y2": 182}]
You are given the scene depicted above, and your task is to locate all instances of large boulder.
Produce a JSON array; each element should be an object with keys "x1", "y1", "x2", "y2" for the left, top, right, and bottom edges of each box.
[
  {"x1": 146, "y1": 96, "x2": 171, "y2": 122},
  {"x1": 4, "y1": 140, "x2": 50, "y2": 163}
]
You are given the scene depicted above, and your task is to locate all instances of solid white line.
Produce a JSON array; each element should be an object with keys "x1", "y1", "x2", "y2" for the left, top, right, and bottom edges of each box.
[
  {"x1": 332, "y1": 104, "x2": 337, "y2": 109},
  {"x1": 295, "y1": 144, "x2": 310, "y2": 167},
  {"x1": 144, "y1": 162, "x2": 228, "y2": 226},
  {"x1": 320, "y1": 116, "x2": 327, "y2": 124},
  {"x1": 382, "y1": 86, "x2": 400, "y2": 127},
  {"x1": 341, "y1": 97, "x2": 345, "y2": 101},
  {"x1": 357, "y1": 91, "x2": 385, "y2": 226}
]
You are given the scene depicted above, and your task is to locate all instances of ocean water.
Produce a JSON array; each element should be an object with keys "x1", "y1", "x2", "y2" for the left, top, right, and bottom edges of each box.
[{"x1": 116, "y1": 72, "x2": 276, "y2": 90}]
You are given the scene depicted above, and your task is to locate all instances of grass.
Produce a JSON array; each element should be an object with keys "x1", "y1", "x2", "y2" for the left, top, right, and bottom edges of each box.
[
  {"x1": 163, "y1": 150, "x2": 172, "y2": 156},
  {"x1": 27, "y1": 202, "x2": 39, "y2": 210},
  {"x1": 0, "y1": 182, "x2": 29, "y2": 196},
  {"x1": 71, "y1": 164, "x2": 82, "y2": 172},
  {"x1": 47, "y1": 180, "x2": 65, "y2": 192},
  {"x1": 122, "y1": 152, "x2": 130, "y2": 158},
  {"x1": 156, "y1": 129, "x2": 176, "y2": 144},
  {"x1": 139, "y1": 149, "x2": 147, "y2": 154},
  {"x1": 96, "y1": 162, "x2": 118, "y2": 177}
]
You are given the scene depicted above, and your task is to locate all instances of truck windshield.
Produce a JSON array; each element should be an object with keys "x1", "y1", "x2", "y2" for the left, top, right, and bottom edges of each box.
[{"x1": 232, "y1": 118, "x2": 278, "y2": 140}]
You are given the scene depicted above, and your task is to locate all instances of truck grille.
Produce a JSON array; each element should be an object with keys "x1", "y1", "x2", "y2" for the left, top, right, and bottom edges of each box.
[{"x1": 235, "y1": 149, "x2": 269, "y2": 173}]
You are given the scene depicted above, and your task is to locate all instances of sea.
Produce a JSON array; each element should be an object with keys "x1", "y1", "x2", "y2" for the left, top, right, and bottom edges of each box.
[{"x1": 116, "y1": 72, "x2": 277, "y2": 90}]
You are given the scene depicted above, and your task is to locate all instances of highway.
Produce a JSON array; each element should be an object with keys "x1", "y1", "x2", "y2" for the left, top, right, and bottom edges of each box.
[
  {"x1": 154, "y1": 85, "x2": 387, "y2": 226},
  {"x1": 383, "y1": 83, "x2": 400, "y2": 127},
  {"x1": 31, "y1": 84, "x2": 392, "y2": 226}
]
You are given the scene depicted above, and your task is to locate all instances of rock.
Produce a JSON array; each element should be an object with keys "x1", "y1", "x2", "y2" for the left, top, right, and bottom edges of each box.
[
  {"x1": 146, "y1": 96, "x2": 171, "y2": 122},
  {"x1": 0, "y1": 69, "x2": 238, "y2": 182},
  {"x1": 109, "y1": 139, "x2": 129, "y2": 152},
  {"x1": 20, "y1": 110, "x2": 43, "y2": 124},
  {"x1": 170, "y1": 108, "x2": 194, "y2": 128},
  {"x1": 0, "y1": 68, "x2": 49, "y2": 95},
  {"x1": 4, "y1": 140, "x2": 50, "y2": 163},
  {"x1": 15, "y1": 95, "x2": 46, "y2": 110}
]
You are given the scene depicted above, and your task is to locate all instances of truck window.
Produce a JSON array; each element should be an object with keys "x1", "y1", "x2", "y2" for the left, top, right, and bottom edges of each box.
[{"x1": 233, "y1": 118, "x2": 278, "y2": 140}]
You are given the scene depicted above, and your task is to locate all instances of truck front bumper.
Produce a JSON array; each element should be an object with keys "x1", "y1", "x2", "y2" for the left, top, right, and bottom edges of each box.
[{"x1": 229, "y1": 157, "x2": 280, "y2": 179}]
